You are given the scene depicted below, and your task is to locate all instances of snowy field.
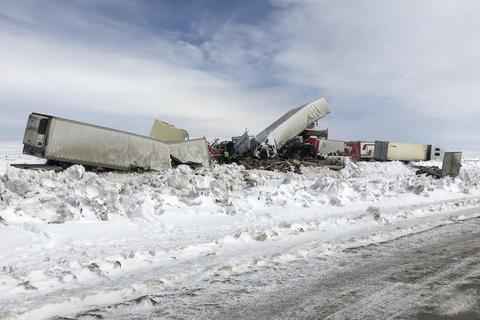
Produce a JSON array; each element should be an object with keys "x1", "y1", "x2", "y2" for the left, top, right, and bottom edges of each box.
[{"x1": 1, "y1": 142, "x2": 480, "y2": 319}]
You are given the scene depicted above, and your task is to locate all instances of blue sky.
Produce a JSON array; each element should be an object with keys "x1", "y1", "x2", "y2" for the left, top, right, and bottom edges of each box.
[{"x1": 1, "y1": 0, "x2": 479, "y2": 149}]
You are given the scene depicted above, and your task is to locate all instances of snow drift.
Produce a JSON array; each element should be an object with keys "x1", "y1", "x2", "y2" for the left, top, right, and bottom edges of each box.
[{"x1": 1, "y1": 143, "x2": 480, "y2": 320}]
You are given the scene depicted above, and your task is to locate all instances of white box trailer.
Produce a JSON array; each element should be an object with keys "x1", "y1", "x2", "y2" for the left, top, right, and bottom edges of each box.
[
  {"x1": 374, "y1": 141, "x2": 430, "y2": 162},
  {"x1": 22, "y1": 113, "x2": 183, "y2": 171}
]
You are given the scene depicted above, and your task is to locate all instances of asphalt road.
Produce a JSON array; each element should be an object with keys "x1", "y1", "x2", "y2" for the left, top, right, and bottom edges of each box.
[
  {"x1": 213, "y1": 217, "x2": 480, "y2": 320},
  {"x1": 57, "y1": 217, "x2": 480, "y2": 320}
]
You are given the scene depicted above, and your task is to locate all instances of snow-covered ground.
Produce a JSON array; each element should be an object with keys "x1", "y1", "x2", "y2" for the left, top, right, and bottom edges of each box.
[{"x1": 1, "y1": 143, "x2": 480, "y2": 319}]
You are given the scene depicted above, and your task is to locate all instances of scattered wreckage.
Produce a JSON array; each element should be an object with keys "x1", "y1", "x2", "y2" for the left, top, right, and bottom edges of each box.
[
  {"x1": 208, "y1": 97, "x2": 461, "y2": 176},
  {"x1": 413, "y1": 152, "x2": 463, "y2": 178},
  {"x1": 15, "y1": 97, "x2": 462, "y2": 177},
  {"x1": 253, "y1": 98, "x2": 331, "y2": 159},
  {"x1": 16, "y1": 98, "x2": 344, "y2": 173},
  {"x1": 209, "y1": 98, "x2": 346, "y2": 172}
]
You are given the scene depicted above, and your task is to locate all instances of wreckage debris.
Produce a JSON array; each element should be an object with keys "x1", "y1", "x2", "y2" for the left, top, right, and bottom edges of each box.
[
  {"x1": 170, "y1": 155, "x2": 203, "y2": 170},
  {"x1": 414, "y1": 152, "x2": 463, "y2": 178},
  {"x1": 207, "y1": 97, "x2": 345, "y2": 173},
  {"x1": 209, "y1": 97, "x2": 463, "y2": 176},
  {"x1": 210, "y1": 98, "x2": 334, "y2": 161},
  {"x1": 235, "y1": 158, "x2": 302, "y2": 173},
  {"x1": 233, "y1": 156, "x2": 345, "y2": 174},
  {"x1": 253, "y1": 97, "x2": 330, "y2": 159},
  {"x1": 415, "y1": 166, "x2": 443, "y2": 178}
]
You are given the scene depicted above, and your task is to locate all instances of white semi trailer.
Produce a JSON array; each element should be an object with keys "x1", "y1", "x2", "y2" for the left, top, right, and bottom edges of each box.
[
  {"x1": 374, "y1": 141, "x2": 441, "y2": 162},
  {"x1": 22, "y1": 113, "x2": 209, "y2": 171}
]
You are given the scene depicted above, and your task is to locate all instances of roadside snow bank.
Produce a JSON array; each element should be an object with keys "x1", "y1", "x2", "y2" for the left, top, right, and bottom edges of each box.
[
  {"x1": 1, "y1": 156, "x2": 480, "y2": 319},
  {"x1": 0, "y1": 160, "x2": 479, "y2": 224}
]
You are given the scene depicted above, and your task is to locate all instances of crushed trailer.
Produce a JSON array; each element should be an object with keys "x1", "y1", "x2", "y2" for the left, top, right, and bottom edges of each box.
[
  {"x1": 254, "y1": 98, "x2": 330, "y2": 158},
  {"x1": 21, "y1": 113, "x2": 210, "y2": 171},
  {"x1": 209, "y1": 97, "x2": 332, "y2": 162},
  {"x1": 207, "y1": 97, "x2": 346, "y2": 172}
]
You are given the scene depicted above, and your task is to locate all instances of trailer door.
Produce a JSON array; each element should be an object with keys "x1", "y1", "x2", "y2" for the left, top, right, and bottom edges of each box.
[{"x1": 23, "y1": 114, "x2": 51, "y2": 157}]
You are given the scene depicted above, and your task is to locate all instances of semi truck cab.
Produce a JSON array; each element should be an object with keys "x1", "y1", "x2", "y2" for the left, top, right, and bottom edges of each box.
[{"x1": 23, "y1": 113, "x2": 51, "y2": 157}]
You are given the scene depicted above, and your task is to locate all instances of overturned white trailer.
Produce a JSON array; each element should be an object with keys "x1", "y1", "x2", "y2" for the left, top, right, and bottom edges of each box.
[
  {"x1": 22, "y1": 113, "x2": 210, "y2": 171},
  {"x1": 254, "y1": 98, "x2": 331, "y2": 158}
]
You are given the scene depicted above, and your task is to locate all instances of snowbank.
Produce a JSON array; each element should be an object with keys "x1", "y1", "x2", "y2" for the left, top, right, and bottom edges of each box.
[
  {"x1": 0, "y1": 159, "x2": 478, "y2": 224},
  {"x1": 1, "y1": 143, "x2": 480, "y2": 319}
]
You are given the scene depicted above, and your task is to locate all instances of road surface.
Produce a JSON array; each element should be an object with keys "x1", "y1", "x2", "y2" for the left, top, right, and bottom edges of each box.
[{"x1": 58, "y1": 217, "x2": 480, "y2": 320}]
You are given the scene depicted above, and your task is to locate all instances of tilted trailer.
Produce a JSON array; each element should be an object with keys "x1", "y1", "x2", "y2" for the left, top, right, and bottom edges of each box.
[{"x1": 21, "y1": 113, "x2": 209, "y2": 171}]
